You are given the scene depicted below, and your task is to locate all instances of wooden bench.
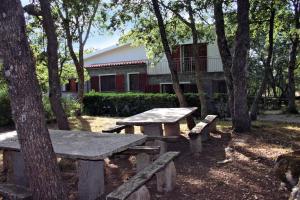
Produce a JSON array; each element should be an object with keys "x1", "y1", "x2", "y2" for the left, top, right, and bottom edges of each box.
[
  {"x1": 102, "y1": 125, "x2": 134, "y2": 134},
  {"x1": 188, "y1": 115, "x2": 218, "y2": 154},
  {"x1": 0, "y1": 183, "x2": 32, "y2": 200},
  {"x1": 106, "y1": 151, "x2": 180, "y2": 200}
]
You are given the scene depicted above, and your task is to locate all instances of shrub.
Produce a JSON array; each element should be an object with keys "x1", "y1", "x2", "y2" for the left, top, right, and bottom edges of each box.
[
  {"x1": 0, "y1": 89, "x2": 13, "y2": 126},
  {"x1": 83, "y1": 92, "x2": 203, "y2": 117}
]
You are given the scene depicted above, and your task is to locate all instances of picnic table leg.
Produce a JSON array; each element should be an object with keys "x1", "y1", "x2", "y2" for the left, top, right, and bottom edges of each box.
[
  {"x1": 142, "y1": 124, "x2": 163, "y2": 136},
  {"x1": 78, "y1": 160, "x2": 105, "y2": 200},
  {"x1": 125, "y1": 126, "x2": 134, "y2": 134},
  {"x1": 3, "y1": 150, "x2": 28, "y2": 187},
  {"x1": 164, "y1": 122, "x2": 180, "y2": 136}
]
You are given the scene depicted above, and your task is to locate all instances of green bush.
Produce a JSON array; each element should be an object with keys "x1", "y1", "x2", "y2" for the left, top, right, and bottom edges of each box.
[
  {"x1": 83, "y1": 92, "x2": 202, "y2": 117},
  {"x1": 0, "y1": 89, "x2": 13, "y2": 126}
]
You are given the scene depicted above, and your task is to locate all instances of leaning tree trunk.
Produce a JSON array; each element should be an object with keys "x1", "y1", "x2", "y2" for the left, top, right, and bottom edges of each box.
[
  {"x1": 250, "y1": 4, "x2": 275, "y2": 120},
  {"x1": 39, "y1": 0, "x2": 70, "y2": 129},
  {"x1": 151, "y1": 0, "x2": 195, "y2": 129},
  {"x1": 0, "y1": 0, "x2": 67, "y2": 199},
  {"x1": 287, "y1": 37, "x2": 299, "y2": 114},
  {"x1": 231, "y1": 0, "x2": 251, "y2": 132},
  {"x1": 213, "y1": 0, "x2": 234, "y2": 119},
  {"x1": 187, "y1": 0, "x2": 208, "y2": 118}
]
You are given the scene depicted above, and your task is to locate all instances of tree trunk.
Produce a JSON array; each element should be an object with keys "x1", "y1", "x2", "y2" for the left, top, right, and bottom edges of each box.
[
  {"x1": 39, "y1": 0, "x2": 70, "y2": 130},
  {"x1": 213, "y1": 0, "x2": 234, "y2": 119},
  {"x1": 231, "y1": 0, "x2": 251, "y2": 132},
  {"x1": 250, "y1": 4, "x2": 275, "y2": 120},
  {"x1": 0, "y1": 0, "x2": 67, "y2": 199},
  {"x1": 186, "y1": 0, "x2": 208, "y2": 118},
  {"x1": 151, "y1": 0, "x2": 195, "y2": 129},
  {"x1": 287, "y1": 0, "x2": 300, "y2": 114}
]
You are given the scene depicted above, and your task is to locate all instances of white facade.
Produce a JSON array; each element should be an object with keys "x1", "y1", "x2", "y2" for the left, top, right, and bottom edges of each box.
[{"x1": 84, "y1": 41, "x2": 223, "y2": 74}]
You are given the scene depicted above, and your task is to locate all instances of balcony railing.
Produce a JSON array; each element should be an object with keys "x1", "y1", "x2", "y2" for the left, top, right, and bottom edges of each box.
[{"x1": 147, "y1": 57, "x2": 223, "y2": 75}]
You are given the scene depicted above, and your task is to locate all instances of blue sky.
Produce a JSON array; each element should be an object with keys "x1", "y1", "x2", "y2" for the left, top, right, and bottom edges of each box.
[{"x1": 21, "y1": 0, "x2": 120, "y2": 51}]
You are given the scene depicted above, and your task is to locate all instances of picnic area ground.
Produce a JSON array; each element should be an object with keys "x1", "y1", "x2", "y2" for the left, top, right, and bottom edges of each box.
[{"x1": 1, "y1": 115, "x2": 300, "y2": 199}]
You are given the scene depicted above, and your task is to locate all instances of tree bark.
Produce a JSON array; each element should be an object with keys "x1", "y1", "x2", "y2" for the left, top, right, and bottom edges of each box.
[
  {"x1": 186, "y1": 0, "x2": 208, "y2": 118},
  {"x1": 39, "y1": 0, "x2": 70, "y2": 130},
  {"x1": 0, "y1": 0, "x2": 67, "y2": 199},
  {"x1": 231, "y1": 0, "x2": 251, "y2": 132},
  {"x1": 151, "y1": 0, "x2": 195, "y2": 129},
  {"x1": 287, "y1": 0, "x2": 300, "y2": 114},
  {"x1": 213, "y1": 0, "x2": 234, "y2": 119},
  {"x1": 250, "y1": 3, "x2": 275, "y2": 120}
]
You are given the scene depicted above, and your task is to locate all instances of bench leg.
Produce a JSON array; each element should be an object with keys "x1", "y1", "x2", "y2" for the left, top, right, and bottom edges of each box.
[
  {"x1": 78, "y1": 160, "x2": 105, "y2": 200},
  {"x1": 156, "y1": 161, "x2": 176, "y2": 192},
  {"x1": 125, "y1": 126, "x2": 134, "y2": 134},
  {"x1": 189, "y1": 136, "x2": 202, "y2": 154},
  {"x1": 4, "y1": 150, "x2": 28, "y2": 187},
  {"x1": 136, "y1": 153, "x2": 151, "y2": 172},
  {"x1": 127, "y1": 185, "x2": 150, "y2": 200},
  {"x1": 154, "y1": 140, "x2": 167, "y2": 155},
  {"x1": 164, "y1": 122, "x2": 180, "y2": 136},
  {"x1": 142, "y1": 124, "x2": 163, "y2": 136}
]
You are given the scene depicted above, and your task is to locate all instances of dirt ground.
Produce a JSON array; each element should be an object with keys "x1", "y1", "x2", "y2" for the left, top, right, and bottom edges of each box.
[{"x1": 1, "y1": 116, "x2": 300, "y2": 200}]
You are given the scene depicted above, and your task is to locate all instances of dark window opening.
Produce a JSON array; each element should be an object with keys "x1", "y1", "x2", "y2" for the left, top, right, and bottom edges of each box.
[
  {"x1": 129, "y1": 74, "x2": 140, "y2": 91},
  {"x1": 101, "y1": 75, "x2": 116, "y2": 92}
]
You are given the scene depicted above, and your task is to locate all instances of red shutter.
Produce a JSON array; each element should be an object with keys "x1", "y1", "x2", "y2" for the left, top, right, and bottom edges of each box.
[
  {"x1": 198, "y1": 43, "x2": 207, "y2": 71},
  {"x1": 116, "y1": 74, "x2": 125, "y2": 92},
  {"x1": 139, "y1": 73, "x2": 148, "y2": 92},
  {"x1": 70, "y1": 79, "x2": 77, "y2": 93},
  {"x1": 90, "y1": 76, "x2": 99, "y2": 92}
]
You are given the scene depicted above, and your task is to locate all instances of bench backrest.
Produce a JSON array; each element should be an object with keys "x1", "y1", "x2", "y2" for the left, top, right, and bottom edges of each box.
[{"x1": 106, "y1": 151, "x2": 180, "y2": 200}]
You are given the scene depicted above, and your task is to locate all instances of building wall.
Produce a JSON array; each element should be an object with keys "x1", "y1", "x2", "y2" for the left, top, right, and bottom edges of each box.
[
  {"x1": 207, "y1": 41, "x2": 223, "y2": 72},
  {"x1": 84, "y1": 44, "x2": 147, "y2": 66}
]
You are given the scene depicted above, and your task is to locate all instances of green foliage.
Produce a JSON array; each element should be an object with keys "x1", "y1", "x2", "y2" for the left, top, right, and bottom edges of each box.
[
  {"x1": 83, "y1": 91, "x2": 203, "y2": 117},
  {"x1": 0, "y1": 88, "x2": 13, "y2": 126}
]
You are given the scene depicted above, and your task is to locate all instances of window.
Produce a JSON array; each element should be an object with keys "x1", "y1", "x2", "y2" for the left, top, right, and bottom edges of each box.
[
  {"x1": 128, "y1": 73, "x2": 140, "y2": 91},
  {"x1": 100, "y1": 75, "x2": 116, "y2": 92},
  {"x1": 161, "y1": 83, "x2": 197, "y2": 94}
]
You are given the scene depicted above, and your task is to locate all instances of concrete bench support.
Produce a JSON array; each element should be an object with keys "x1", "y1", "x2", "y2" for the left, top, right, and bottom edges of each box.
[
  {"x1": 164, "y1": 122, "x2": 180, "y2": 136},
  {"x1": 189, "y1": 136, "x2": 202, "y2": 154},
  {"x1": 156, "y1": 161, "x2": 176, "y2": 192},
  {"x1": 127, "y1": 185, "x2": 150, "y2": 200},
  {"x1": 136, "y1": 153, "x2": 151, "y2": 172},
  {"x1": 142, "y1": 124, "x2": 163, "y2": 136},
  {"x1": 124, "y1": 126, "x2": 134, "y2": 134},
  {"x1": 78, "y1": 160, "x2": 105, "y2": 200},
  {"x1": 4, "y1": 151, "x2": 28, "y2": 187}
]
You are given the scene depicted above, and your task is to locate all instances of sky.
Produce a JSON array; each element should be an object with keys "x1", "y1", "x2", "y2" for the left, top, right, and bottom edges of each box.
[{"x1": 21, "y1": 0, "x2": 121, "y2": 51}]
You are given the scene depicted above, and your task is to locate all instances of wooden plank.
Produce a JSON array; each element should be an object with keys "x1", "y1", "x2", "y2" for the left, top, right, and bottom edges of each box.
[
  {"x1": 146, "y1": 136, "x2": 180, "y2": 142},
  {"x1": 120, "y1": 146, "x2": 160, "y2": 155},
  {"x1": 203, "y1": 115, "x2": 218, "y2": 123},
  {"x1": 106, "y1": 151, "x2": 180, "y2": 200},
  {"x1": 188, "y1": 122, "x2": 210, "y2": 137},
  {"x1": 0, "y1": 183, "x2": 32, "y2": 200}
]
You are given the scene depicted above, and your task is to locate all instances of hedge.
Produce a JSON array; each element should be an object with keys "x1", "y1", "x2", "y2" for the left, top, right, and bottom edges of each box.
[
  {"x1": 83, "y1": 92, "x2": 206, "y2": 117},
  {"x1": 0, "y1": 89, "x2": 13, "y2": 126}
]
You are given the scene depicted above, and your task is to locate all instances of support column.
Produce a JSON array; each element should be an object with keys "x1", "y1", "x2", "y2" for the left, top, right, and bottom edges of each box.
[
  {"x1": 156, "y1": 161, "x2": 176, "y2": 192},
  {"x1": 136, "y1": 153, "x2": 151, "y2": 172},
  {"x1": 4, "y1": 150, "x2": 28, "y2": 187},
  {"x1": 127, "y1": 185, "x2": 150, "y2": 200},
  {"x1": 164, "y1": 122, "x2": 180, "y2": 136},
  {"x1": 78, "y1": 160, "x2": 105, "y2": 200},
  {"x1": 189, "y1": 136, "x2": 202, "y2": 154},
  {"x1": 142, "y1": 124, "x2": 163, "y2": 136}
]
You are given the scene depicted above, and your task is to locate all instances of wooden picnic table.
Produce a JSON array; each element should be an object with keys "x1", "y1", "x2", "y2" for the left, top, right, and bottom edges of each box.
[
  {"x1": 116, "y1": 107, "x2": 197, "y2": 136},
  {"x1": 0, "y1": 130, "x2": 147, "y2": 200}
]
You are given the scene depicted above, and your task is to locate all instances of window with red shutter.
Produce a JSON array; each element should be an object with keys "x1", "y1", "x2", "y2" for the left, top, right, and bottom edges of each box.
[
  {"x1": 100, "y1": 75, "x2": 116, "y2": 92},
  {"x1": 116, "y1": 74, "x2": 125, "y2": 92},
  {"x1": 90, "y1": 76, "x2": 99, "y2": 92}
]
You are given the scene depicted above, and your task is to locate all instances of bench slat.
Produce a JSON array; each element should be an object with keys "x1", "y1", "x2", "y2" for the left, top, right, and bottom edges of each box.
[
  {"x1": 0, "y1": 184, "x2": 32, "y2": 200},
  {"x1": 120, "y1": 146, "x2": 160, "y2": 155},
  {"x1": 188, "y1": 122, "x2": 210, "y2": 136},
  {"x1": 203, "y1": 115, "x2": 218, "y2": 123},
  {"x1": 102, "y1": 125, "x2": 128, "y2": 133},
  {"x1": 106, "y1": 151, "x2": 180, "y2": 200}
]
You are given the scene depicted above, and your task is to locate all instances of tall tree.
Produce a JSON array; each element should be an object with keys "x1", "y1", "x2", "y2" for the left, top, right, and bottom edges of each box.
[
  {"x1": 213, "y1": 0, "x2": 234, "y2": 119},
  {"x1": 231, "y1": 0, "x2": 251, "y2": 132},
  {"x1": 287, "y1": 0, "x2": 300, "y2": 113},
  {"x1": 250, "y1": 0, "x2": 276, "y2": 120},
  {"x1": 0, "y1": 0, "x2": 67, "y2": 199},
  {"x1": 161, "y1": 0, "x2": 208, "y2": 118},
  {"x1": 151, "y1": 0, "x2": 195, "y2": 129},
  {"x1": 55, "y1": 0, "x2": 100, "y2": 105}
]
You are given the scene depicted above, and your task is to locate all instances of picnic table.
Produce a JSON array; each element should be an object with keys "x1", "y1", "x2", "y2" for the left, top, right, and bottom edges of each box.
[
  {"x1": 0, "y1": 130, "x2": 147, "y2": 200},
  {"x1": 116, "y1": 107, "x2": 197, "y2": 136}
]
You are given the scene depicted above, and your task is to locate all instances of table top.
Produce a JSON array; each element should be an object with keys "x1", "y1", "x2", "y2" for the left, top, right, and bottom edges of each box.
[
  {"x1": 0, "y1": 130, "x2": 147, "y2": 160},
  {"x1": 116, "y1": 107, "x2": 197, "y2": 125}
]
